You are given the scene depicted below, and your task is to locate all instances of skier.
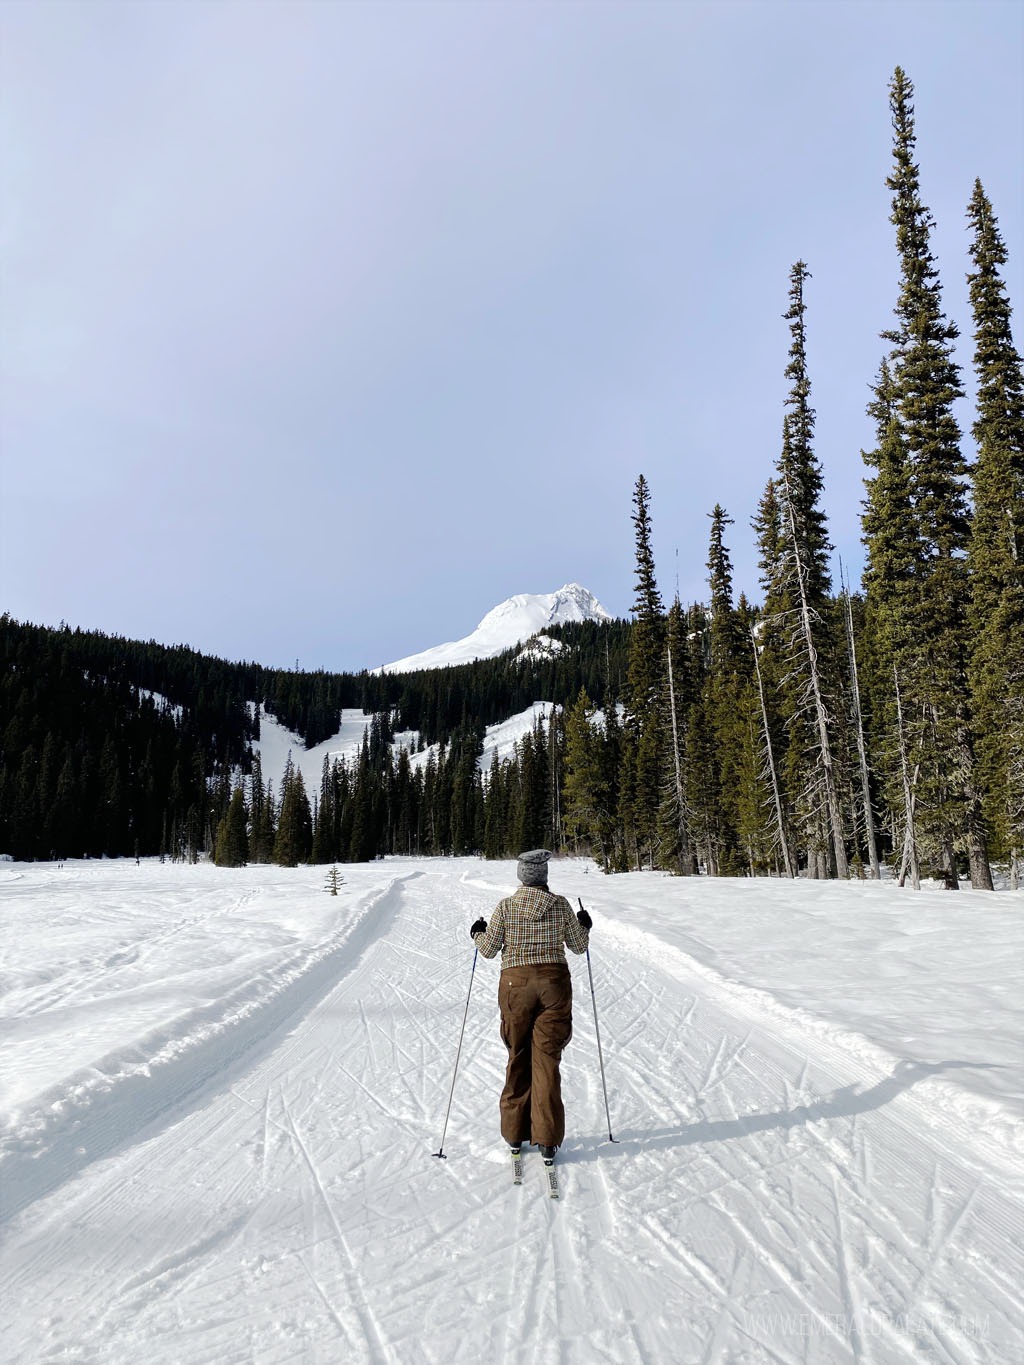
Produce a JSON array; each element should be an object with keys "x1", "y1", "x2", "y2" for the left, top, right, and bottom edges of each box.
[{"x1": 470, "y1": 849, "x2": 592, "y2": 1161}]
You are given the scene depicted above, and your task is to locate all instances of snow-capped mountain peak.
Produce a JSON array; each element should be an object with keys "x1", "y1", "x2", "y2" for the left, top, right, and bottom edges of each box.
[{"x1": 378, "y1": 583, "x2": 612, "y2": 674}]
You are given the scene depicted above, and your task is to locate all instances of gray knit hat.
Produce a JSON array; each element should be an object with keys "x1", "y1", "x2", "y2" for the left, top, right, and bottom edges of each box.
[{"x1": 517, "y1": 849, "x2": 552, "y2": 887}]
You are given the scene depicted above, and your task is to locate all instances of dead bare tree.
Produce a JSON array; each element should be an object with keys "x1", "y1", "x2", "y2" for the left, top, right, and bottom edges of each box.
[
  {"x1": 750, "y1": 626, "x2": 795, "y2": 878},
  {"x1": 893, "y1": 665, "x2": 920, "y2": 889},
  {"x1": 841, "y1": 575, "x2": 880, "y2": 877},
  {"x1": 774, "y1": 460, "x2": 849, "y2": 878},
  {"x1": 665, "y1": 642, "x2": 693, "y2": 875}
]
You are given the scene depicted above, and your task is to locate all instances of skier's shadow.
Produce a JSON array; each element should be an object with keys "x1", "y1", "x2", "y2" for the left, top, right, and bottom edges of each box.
[{"x1": 563, "y1": 1059, "x2": 1003, "y2": 1162}]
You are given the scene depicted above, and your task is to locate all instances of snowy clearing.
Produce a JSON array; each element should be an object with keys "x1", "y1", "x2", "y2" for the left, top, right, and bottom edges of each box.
[{"x1": 1, "y1": 858, "x2": 1022, "y2": 1363}]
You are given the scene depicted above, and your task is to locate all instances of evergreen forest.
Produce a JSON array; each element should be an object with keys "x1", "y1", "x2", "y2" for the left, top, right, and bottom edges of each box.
[{"x1": 2, "y1": 70, "x2": 1021, "y2": 888}]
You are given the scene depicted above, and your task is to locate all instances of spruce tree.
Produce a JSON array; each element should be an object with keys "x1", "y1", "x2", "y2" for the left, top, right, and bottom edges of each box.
[
  {"x1": 562, "y1": 688, "x2": 610, "y2": 864},
  {"x1": 965, "y1": 180, "x2": 1024, "y2": 878},
  {"x1": 768, "y1": 263, "x2": 847, "y2": 876},
  {"x1": 421, "y1": 750, "x2": 439, "y2": 854},
  {"x1": 781, "y1": 265, "x2": 831, "y2": 601},
  {"x1": 883, "y1": 67, "x2": 990, "y2": 888},
  {"x1": 861, "y1": 357, "x2": 916, "y2": 869},
  {"x1": 753, "y1": 480, "x2": 784, "y2": 606},
  {"x1": 348, "y1": 737, "x2": 377, "y2": 861},
  {"x1": 624, "y1": 475, "x2": 666, "y2": 867},
  {"x1": 214, "y1": 786, "x2": 249, "y2": 867},
  {"x1": 483, "y1": 751, "x2": 506, "y2": 859},
  {"x1": 657, "y1": 597, "x2": 696, "y2": 874},
  {"x1": 392, "y1": 747, "x2": 415, "y2": 856},
  {"x1": 251, "y1": 779, "x2": 277, "y2": 864},
  {"x1": 449, "y1": 727, "x2": 484, "y2": 855},
  {"x1": 749, "y1": 478, "x2": 794, "y2": 869},
  {"x1": 310, "y1": 754, "x2": 337, "y2": 863},
  {"x1": 275, "y1": 763, "x2": 312, "y2": 866},
  {"x1": 682, "y1": 605, "x2": 717, "y2": 874},
  {"x1": 704, "y1": 506, "x2": 748, "y2": 872},
  {"x1": 249, "y1": 752, "x2": 265, "y2": 845}
]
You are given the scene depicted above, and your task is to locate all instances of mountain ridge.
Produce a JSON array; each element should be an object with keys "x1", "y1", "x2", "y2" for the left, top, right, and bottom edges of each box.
[{"x1": 377, "y1": 582, "x2": 612, "y2": 674}]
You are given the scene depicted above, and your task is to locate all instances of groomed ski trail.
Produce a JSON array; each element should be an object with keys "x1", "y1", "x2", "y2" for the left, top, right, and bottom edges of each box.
[{"x1": 1, "y1": 861, "x2": 1021, "y2": 1364}]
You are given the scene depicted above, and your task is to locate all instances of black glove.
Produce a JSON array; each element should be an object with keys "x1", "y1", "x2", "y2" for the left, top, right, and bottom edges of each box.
[
  {"x1": 470, "y1": 917, "x2": 487, "y2": 938},
  {"x1": 576, "y1": 907, "x2": 592, "y2": 930}
]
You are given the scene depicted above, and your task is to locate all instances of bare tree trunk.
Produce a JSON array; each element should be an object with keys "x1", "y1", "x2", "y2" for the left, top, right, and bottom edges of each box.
[
  {"x1": 703, "y1": 819, "x2": 719, "y2": 877},
  {"x1": 781, "y1": 470, "x2": 848, "y2": 877},
  {"x1": 894, "y1": 666, "x2": 920, "y2": 890},
  {"x1": 751, "y1": 627, "x2": 795, "y2": 878},
  {"x1": 843, "y1": 585, "x2": 880, "y2": 878},
  {"x1": 549, "y1": 707, "x2": 561, "y2": 853},
  {"x1": 967, "y1": 833, "x2": 994, "y2": 890},
  {"x1": 666, "y1": 644, "x2": 693, "y2": 875},
  {"x1": 941, "y1": 836, "x2": 960, "y2": 891},
  {"x1": 959, "y1": 730, "x2": 994, "y2": 890}
]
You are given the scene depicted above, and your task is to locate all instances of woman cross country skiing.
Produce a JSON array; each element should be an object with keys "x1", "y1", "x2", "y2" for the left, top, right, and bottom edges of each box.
[{"x1": 470, "y1": 849, "x2": 592, "y2": 1158}]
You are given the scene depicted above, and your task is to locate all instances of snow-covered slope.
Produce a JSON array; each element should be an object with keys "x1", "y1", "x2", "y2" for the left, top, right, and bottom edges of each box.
[
  {"x1": 404, "y1": 702, "x2": 557, "y2": 778},
  {"x1": 378, "y1": 583, "x2": 612, "y2": 674},
  {"x1": 252, "y1": 708, "x2": 376, "y2": 794},
  {"x1": 255, "y1": 703, "x2": 554, "y2": 791},
  {"x1": 479, "y1": 702, "x2": 554, "y2": 771},
  {"x1": 2, "y1": 858, "x2": 1022, "y2": 1363}
]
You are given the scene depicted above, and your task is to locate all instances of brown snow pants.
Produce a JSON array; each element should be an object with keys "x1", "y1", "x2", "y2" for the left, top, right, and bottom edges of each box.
[{"x1": 498, "y1": 963, "x2": 573, "y2": 1148}]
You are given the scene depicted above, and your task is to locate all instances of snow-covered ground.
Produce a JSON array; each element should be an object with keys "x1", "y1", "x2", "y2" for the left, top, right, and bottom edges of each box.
[{"x1": 1, "y1": 858, "x2": 1022, "y2": 1363}]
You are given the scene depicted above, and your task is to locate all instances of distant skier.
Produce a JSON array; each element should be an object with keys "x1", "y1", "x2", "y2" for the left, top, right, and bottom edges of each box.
[{"x1": 470, "y1": 849, "x2": 591, "y2": 1158}]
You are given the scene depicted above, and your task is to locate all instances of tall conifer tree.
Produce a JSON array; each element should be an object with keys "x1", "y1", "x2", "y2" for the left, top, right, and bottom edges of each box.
[
  {"x1": 883, "y1": 67, "x2": 991, "y2": 887},
  {"x1": 768, "y1": 264, "x2": 847, "y2": 876},
  {"x1": 657, "y1": 597, "x2": 696, "y2": 874},
  {"x1": 704, "y1": 507, "x2": 745, "y2": 871},
  {"x1": 275, "y1": 764, "x2": 312, "y2": 866},
  {"x1": 562, "y1": 688, "x2": 609, "y2": 864},
  {"x1": 965, "y1": 181, "x2": 1024, "y2": 877},
  {"x1": 624, "y1": 475, "x2": 665, "y2": 867},
  {"x1": 861, "y1": 357, "x2": 917, "y2": 868},
  {"x1": 214, "y1": 786, "x2": 249, "y2": 867}
]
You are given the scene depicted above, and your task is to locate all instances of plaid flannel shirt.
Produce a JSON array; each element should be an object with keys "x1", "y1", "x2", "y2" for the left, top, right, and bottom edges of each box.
[{"x1": 473, "y1": 885, "x2": 590, "y2": 970}]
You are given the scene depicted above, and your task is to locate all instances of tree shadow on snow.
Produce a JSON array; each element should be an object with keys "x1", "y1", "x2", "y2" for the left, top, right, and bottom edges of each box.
[{"x1": 563, "y1": 1059, "x2": 1004, "y2": 1162}]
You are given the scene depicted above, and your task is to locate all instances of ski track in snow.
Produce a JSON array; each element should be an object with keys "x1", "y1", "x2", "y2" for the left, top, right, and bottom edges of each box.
[{"x1": 1, "y1": 861, "x2": 1022, "y2": 1364}]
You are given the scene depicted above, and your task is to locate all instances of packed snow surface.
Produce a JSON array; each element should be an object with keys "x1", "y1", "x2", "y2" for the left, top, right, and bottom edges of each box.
[
  {"x1": 378, "y1": 583, "x2": 612, "y2": 673},
  {"x1": 2, "y1": 858, "x2": 1022, "y2": 1363}
]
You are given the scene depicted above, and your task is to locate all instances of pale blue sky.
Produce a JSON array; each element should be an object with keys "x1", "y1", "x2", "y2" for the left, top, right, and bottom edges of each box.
[{"x1": 2, "y1": 0, "x2": 1021, "y2": 671}]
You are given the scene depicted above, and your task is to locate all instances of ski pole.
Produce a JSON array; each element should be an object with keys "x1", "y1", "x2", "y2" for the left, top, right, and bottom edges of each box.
[
  {"x1": 432, "y1": 948, "x2": 478, "y2": 1159},
  {"x1": 579, "y1": 899, "x2": 618, "y2": 1143}
]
